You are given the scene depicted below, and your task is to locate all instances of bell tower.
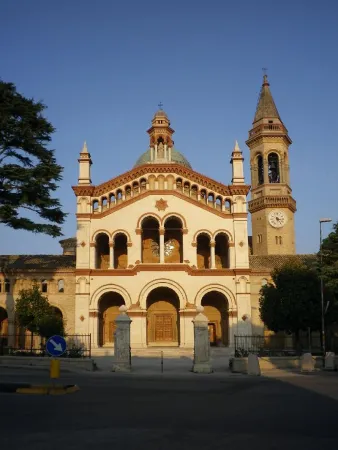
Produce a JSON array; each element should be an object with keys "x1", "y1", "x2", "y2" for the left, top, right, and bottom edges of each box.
[
  {"x1": 147, "y1": 104, "x2": 175, "y2": 164},
  {"x1": 246, "y1": 75, "x2": 296, "y2": 255}
]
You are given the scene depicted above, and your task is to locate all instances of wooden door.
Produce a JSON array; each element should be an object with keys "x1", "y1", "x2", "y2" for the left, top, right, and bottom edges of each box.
[{"x1": 155, "y1": 314, "x2": 174, "y2": 342}]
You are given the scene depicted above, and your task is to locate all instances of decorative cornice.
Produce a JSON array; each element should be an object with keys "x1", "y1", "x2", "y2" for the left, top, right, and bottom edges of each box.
[
  {"x1": 75, "y1": 265, "x2": 251, "y2": 277},
  {"x1": 72, "y1": 163, "x2": 250, "y2": 198},
  {"x1": 248, "y1": 195, "x2": 297, "y2": 213}
]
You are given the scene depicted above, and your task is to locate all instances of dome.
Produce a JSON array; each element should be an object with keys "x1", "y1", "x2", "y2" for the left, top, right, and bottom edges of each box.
[
  {"x1": 134, "y1": 147, "x2": 192, "y2": 169},
  {"x1": 153, "y1": 109, "x2": 168, "y2": 119}
]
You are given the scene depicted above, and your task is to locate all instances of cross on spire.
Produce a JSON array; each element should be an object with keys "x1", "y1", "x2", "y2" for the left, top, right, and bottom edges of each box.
[{"x1": 158, "y1": 101, "x2": 163, "y2": 110}]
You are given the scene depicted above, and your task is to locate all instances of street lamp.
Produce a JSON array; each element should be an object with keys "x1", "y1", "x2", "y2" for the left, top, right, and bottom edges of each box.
[{"x1": 319, "y1": 218, "x2": 332, "y2": 356}]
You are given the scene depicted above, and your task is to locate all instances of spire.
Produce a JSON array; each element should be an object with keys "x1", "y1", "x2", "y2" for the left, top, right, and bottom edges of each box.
[
  {"x1": 230, "y1": 140, "x2": 245, "y2": 185},
  {"x1": 253, "y1": 75, "x2": 281, "y2": 123},
  {"x1": 81, "y1": 141, "x2": 88, "y2": 153}
]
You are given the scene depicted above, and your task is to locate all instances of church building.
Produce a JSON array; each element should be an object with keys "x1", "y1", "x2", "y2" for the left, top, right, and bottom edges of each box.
[{"x1": 0, "y1": 75, "x2": 300, "y2": 349}]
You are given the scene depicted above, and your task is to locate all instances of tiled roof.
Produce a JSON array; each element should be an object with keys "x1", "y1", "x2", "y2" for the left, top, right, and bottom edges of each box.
[
  {"x1": 254, "y1": 76, "x2": 281, "y2": 123},
  {"x1": 250, "y1": 254, "x2": 316, "y2": 271},
  {"x1": 134, "y1": 147, "x2": 192, "y2": 169},
  {"x1": 0, "y1": 255, "x2": 76, "y2": 271}
]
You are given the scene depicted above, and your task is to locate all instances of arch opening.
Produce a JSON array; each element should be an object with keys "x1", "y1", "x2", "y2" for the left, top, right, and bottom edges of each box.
[
  {"x1": 164, "y1": 217, "x2": 183, "y2": 263},
  {"x1": 98, "y1": 292, "x2": 125, "y2": 346},
  {"x1": 257, "y1": 154, "x2": 264, "y2": 185},
  {"x1": 268, "y1": 152, "x2": 280, "y2": 183},
  {"x1": 96, "y1": 233, "x2": 110, "y2": 269},
  {"x1": 114, "y1": 233, "x2": 128, "y2": 269},
  {"x1": 141, "y1": 217, "x2": 160, "y2": 263},
  {"x1": 0, "y1": 307, "x2": 8, "y2": 336},
  {"x1": 197, "y1": 234, "x2": 211, "y2": 269},
  {"x1": 146, "y1": 287, "x2": 180, "y2": 346},
  {"x1": 215, "y1": 233, "x2": 229, "y2": 268},
  {"x1": 201, "y1": 291, "x2": 229, "y2": 346}
]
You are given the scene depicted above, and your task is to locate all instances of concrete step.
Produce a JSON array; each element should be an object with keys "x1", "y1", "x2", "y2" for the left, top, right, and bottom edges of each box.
[{"x1": 91, "y1": 346, "x2": 233, "y2": 358}]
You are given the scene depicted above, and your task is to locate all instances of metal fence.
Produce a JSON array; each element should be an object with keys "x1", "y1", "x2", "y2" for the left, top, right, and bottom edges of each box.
[
  {"x1": 234, "y1": 334, "x2": 330, "y2": 357},
  {"x1": 0, "y1": 334, "x2": 91, "y2": 358}
]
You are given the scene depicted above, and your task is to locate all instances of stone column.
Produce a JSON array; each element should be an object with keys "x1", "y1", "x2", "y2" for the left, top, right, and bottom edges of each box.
[
  {"x1": 210, "y1": 241, "x2": 216, "y2": 269},
  {"x1": 159, "y1": 228, "x2": 165, "y2": 263},
  {"x1": 90, "y1": 243, "x2": 96, "y2": 269},
  {"x1": 89, "y1": 310, "x2": 100, "y2": 348},
  {"x1": 192, "y1": 306, "x2": 212, "y2": 373},
  {"x1": 112, "y1": 306, "x2": 132, "y2": 372},
  {"x1": 109, "y1": 242, "x2": 114, "y2": 269}
]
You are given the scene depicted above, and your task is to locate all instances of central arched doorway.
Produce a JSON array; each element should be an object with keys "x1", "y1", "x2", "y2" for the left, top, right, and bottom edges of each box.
[
  {"x1": 99, "y1": 292, "x2": 125, "y2": 346},
  {"x1": 146, "y1": 287, "x2": 180, "y2": 346},
  {"x1": 201, "y1": 291, "x2": 229, "y2": 346}
]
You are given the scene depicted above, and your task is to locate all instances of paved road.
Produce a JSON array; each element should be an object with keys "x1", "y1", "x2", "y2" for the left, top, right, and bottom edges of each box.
[{"x1": 1, "y1": 368, "x2": 338, "y2": 449}]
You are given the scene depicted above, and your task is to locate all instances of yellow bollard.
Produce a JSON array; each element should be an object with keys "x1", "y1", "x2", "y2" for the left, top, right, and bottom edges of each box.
[{"x1": 50, "y1": 359, "x2": 60, "y2": 379}]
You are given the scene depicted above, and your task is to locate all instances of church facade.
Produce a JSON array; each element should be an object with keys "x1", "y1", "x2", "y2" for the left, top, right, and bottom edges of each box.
[{"x1": 0, "y1": 75, "x2": 299, "y2": 349}]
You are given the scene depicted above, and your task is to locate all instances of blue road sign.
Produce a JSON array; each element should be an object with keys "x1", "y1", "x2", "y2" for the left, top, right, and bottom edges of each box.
[{"x1": 46, "y1": 335, "x2": 67, "y2": 357}]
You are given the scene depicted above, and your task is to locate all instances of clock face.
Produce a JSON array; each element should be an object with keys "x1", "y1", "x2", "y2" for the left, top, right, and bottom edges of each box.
[{"x1": 268, "y1": 210, "x2": 287, "y2": 228}]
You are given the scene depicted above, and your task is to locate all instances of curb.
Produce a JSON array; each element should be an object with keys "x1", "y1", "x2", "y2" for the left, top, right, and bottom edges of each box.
[{"x1": 0, "y1": 383, "x2": 80, "y2": 395}]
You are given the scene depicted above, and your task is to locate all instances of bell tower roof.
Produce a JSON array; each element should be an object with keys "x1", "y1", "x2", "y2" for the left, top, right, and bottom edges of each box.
[{"x1": 253, "y1": 75, "x2": 281, "y2": 123}]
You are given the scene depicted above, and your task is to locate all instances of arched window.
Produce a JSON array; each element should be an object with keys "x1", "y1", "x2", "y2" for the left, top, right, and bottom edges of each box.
[
  {"x1": 133, "y1": 182, "x2": 139, "y2": 196},
  {"x1": 114, "y1": 233, "x2": 128, "y2": 269},
  {"x1": 92, "y1": 200, "x2": 99, "y2": 212},
  {"x1": 200, "y1": 189, "x2": 207, "y2": 204},
  {"x1": 140, "y1": 178, "x2": 147, "y2": 192},
  {"x1": 125, "y1": 185, "x2": 132, "y2": 199},
  {"x1": 4, "y1": 279, "x2": 10, "y2": 293},
  {"x1": 215, "y1": 196, "x2": 222, "y2": 211},
  {"x1": 141, "y1": 217, "x2": 160, "y2": 263},
  {"x1": 184, "y1": 182, "x2": 190, "y2": 196},
  {"x1": 109, "y1": 193, "x2": 116, "y2": 206},
  {"x1": 191, "y1": 185, "x2": 198, "y2": 200},
  {"x1": 196, "y1": 234, "x2": 211, "y2": 269},
  {"x1": 208, "y1": 193, "x2": 215, "y2": 207},
  {"x1": 116, "y1": 190, "x2": 123, "y2": 204},
  {"x1": 215, "y1": 233, "x2": 229, "y2": 268},
  {"x1": 224, "y1": 199, "x2": 231, "y2": 212},
  {"x1": 57, "y1": 279, "x2": 65, "y2": 293},
  {"x1": 96, "y1": 233, "x2": 110, "y2": 269},
  {"x1": 164, "y1": 217, "x2": 183, "y2": 263},
  {"x1": 257, "y1": 154, "x2": 264, "y2": 185},
  {"x1": 268, "y1": 153, "x2": 280, "y2": 183},
  {"x1": 102, "y1": 197, "x2": 108, "y2": 210},
  {"x1": 176, "y1": 178, "x2": 183, "y2": 192},
  {"x1": 41, "y1": 279, "x2": 48, "y2": 293}
]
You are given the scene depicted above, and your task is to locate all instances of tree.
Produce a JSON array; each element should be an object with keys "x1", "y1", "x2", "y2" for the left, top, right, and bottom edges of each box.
[
  {"x1": 259, "y1": 262, "x2": 336, "y2": 340},
  {"x1": 15, "y1": 285, "x2": 64, "y2": 338},
  {"x1": 321, "y1": 222, "x2": 338, "y2": 299},
  {"x1": 0, "y1": 80, "x2": 66, "y2": 237}
]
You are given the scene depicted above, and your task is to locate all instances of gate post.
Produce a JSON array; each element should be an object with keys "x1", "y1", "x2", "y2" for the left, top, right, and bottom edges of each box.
[
  {"x1": 112, "y1": 306, "x2": 132, "y2": 372},
  {"x1": 192, "y1": 306, "x2": 213, "y2": 373}
]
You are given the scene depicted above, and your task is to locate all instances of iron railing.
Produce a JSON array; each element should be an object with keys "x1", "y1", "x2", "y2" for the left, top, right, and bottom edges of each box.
[
  {"x1": 234, "y1": 334, "x2": 328, "y2": 357},
  {"x1": 0, "y1": 334, "x2": 91, "y2": 358}
]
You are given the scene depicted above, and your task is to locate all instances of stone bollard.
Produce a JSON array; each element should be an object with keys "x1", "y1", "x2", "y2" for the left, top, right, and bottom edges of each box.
[
  {"x1": 325, "y1": 352, "x2": 336, "y2": 371},
  {"x1": 300, "y1": 353, "x2": 315, "y2": 373},
  {"x1": 248, "y1": 353, "x2": 261, "y2": 376},
  {"x1": 192, "y1": 306, "x2": 213, "y2": 374},
  {"x1": 112, "y1": 305, "x2": 132, "y2": 372}
]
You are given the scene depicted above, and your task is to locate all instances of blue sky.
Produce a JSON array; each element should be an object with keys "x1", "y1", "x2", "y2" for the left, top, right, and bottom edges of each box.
[{"x1": 0, "y1": 0, "x2": 337, "y2": 254}]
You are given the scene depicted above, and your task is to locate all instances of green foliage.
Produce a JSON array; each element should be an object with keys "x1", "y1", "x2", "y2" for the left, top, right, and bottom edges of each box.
[
  {"x1": 259, "y1": 262, "x2": 336, "y2": 334},
  {"x1": 15, "y1": 285, "x2": 64, "y2": 338},
  {"x1": 321, "y1": 222, "x2": 338, "y2": 298},
  {"x1": 0, "y1": 80, "x2": 66, "y2": 237}
]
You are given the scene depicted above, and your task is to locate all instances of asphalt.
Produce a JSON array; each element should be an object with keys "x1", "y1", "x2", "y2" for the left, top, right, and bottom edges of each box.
[{"x1": 1, "y1": 367, "x2": 338, "y2": 449}]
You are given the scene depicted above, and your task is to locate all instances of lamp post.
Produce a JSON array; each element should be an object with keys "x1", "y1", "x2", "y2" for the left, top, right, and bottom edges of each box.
[{"x1": 319, "y1": 218, "x2": 332, "y2": 356}]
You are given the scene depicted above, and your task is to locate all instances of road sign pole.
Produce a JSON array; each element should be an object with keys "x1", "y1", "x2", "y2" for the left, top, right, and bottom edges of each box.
[{"x1": 50, "y1": 359, "x2": 60, "y2": 379}]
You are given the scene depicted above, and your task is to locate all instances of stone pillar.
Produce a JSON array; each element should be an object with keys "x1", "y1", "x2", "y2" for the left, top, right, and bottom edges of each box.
[
  {"x1": 112, "y1": 306, "x2": 132, "y2": 372},
  {"x1": 90, "y1": 243, "x2": 96, "y2": 269},
  {"x1": 159, "y1": 228, "x2": 165, "y2": 263},
  {"x1": 109, "y1": 242, "x2": 114, "y2": 269},
  {"x1": 192, "y1": 306, "x2": 212, "y2": 373},
  {"x1": 210, "y1": 241, "x2": 216, "y2": 269},
  {"x1": 89, "y1": 310, "x2": 100, "y2": 348}
]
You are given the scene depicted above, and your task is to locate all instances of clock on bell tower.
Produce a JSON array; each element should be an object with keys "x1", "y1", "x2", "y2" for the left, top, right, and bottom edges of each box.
[{"x1": 246, "y1": 75, "x2": 296, "y2": 255}]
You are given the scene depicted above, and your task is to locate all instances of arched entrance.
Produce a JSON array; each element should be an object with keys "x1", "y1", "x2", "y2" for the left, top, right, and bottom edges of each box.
[
  {"x1": 99, "y1": 292, "x2": 125, "y2": 346},
  {"x1": 147, "y1": 287, "x2": 180, "y2": 346},
  {"x1": 201, "y1": 291, "x2": 229, "y2": 346},
  {"x1": 0, "y1": 307, "x2": 8, "y2": 336}
]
